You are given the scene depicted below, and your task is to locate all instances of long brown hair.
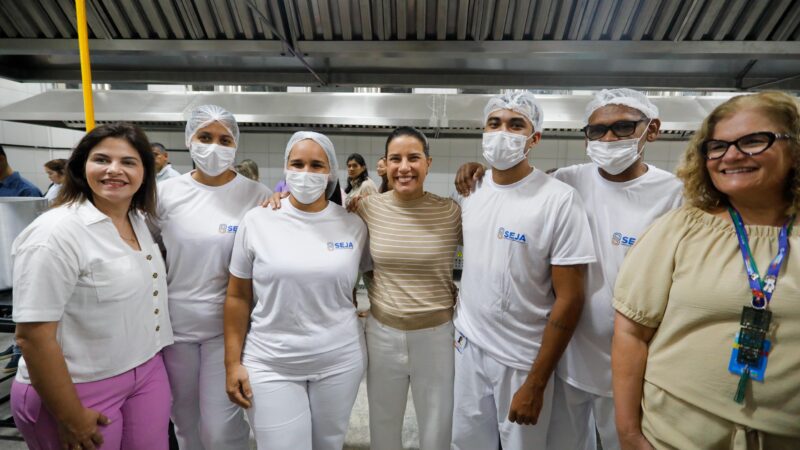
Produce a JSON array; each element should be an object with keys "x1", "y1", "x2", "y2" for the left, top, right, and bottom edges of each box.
[{"x1": 55, "y1": 123, "x2": 158, "y2": 216}]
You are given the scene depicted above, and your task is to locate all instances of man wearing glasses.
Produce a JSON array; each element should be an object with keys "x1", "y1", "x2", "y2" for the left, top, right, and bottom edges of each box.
[
  {"x1": 547, "y1": 89, "x2": 683, "y2": 450},
  {"x1": 454, "y1": 89, "x2": 683, "y2": 449}
]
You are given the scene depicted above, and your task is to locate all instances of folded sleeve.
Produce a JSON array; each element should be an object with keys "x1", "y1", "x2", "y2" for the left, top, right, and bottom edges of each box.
[
  {"x1": 613, "y1": 208, "x2": 687, "y2": 328},
  {"x1": 228, "y1": 214, "x2": 254, "y2": 280},
  {"x1": 550, "y1": 189, "x2": 597, "y2": 265},
  {"x1": 12, "y1": 244, "x2": 79, "y2": 323}
]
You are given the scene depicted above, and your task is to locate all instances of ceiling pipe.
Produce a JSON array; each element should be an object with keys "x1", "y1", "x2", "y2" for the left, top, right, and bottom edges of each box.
[{"x1": 76, "y1": 0, "x2": 95, "y2": 131}]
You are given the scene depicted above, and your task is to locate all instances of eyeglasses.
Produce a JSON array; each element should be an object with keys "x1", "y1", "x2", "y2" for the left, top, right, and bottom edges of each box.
[
  {"x1": 582, "y1": 119, "x2": 648, "y2": 140},
  {"x1": 701, "y1": 132, "x2": 793, "y2": 160}
]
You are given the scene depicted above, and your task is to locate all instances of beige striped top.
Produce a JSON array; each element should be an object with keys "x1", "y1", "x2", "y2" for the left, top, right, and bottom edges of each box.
[{"x1": 358, "y1": 191, "x2": 462, "y2": 330}]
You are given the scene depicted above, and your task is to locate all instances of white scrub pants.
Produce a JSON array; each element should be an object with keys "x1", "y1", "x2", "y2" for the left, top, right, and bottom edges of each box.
[
  {"x1": 451, "y1": 330, "x2": 554, "y2": 450},
  {"x1": 245, "y1": 361, "x2": 364, "y2": 450},
  {"x1": 547, "y1": 375, "x2": 620, "y2": 450},
  {"x1": 162, "y1": 335, "x2": 250, "y2": 450},
  {"x1": 365, "y1": 315, "x2": 454, "y2": 450}
]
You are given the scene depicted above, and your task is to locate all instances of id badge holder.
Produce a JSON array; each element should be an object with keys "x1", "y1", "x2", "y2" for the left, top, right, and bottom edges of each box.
[
  {"x1": 728, "y1": 332, "x2": 771, "y2": 382},
  {"x1": 454, "y1": 330, "x2": 468, "y2": 354}
]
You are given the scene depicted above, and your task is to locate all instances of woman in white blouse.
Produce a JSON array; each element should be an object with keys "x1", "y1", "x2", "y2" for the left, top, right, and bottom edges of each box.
[
  {"x1": 225, "y1": 131, "x2": 368, "y2": 450},
  {"x1": 11, "y1": 123, "x2": 173, "y2": 450}
]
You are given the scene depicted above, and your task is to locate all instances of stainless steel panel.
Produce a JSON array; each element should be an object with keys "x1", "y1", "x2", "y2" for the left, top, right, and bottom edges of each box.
[
  {"x1": 0, "y1": 198, "x2": 49, "y2": 290},
  {"x1": 0, "y1": 89, "x2": 729, "y2": 134}
]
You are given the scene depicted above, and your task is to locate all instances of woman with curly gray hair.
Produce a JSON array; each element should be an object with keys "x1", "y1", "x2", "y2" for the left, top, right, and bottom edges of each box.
[{"x1": 612, "y1": 91, "x2": 800, "y2": 449}]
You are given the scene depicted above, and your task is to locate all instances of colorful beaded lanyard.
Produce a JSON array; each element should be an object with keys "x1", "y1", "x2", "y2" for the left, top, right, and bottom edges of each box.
[{"x1": 728, "y1": 207, "x2": 794, "y2": 404}]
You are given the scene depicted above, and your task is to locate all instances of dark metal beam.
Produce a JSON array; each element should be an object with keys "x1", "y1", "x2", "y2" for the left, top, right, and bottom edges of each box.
[
  {"x1": 2, "y1": 38, "x2": 800, "y2": 59},
  {"x1": 7, "y1": 67, "x2": 798, "y2": 91}
]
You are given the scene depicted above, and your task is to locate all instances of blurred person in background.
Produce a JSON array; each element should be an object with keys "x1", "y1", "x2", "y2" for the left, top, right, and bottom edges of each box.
[
  {"x1": 152, "y1": 143, "x2": 181, "y2": 183},
  {"x1": 235, "y1": 159, "x2": 259, "y2": 182},
  {"x1": 0, "y1": 144, "x2": 43, "y2": 375},
  {"x1": 0, "y1": 145, "x2": 42, "y2": 197},
  {"x1": 345, "y1": 153, "x2": 378, "y2": 206},
  {"x1": 376, "y1": 156, "x2": 390, "y2": 193},
  {"x1": 43, "y1": 158, "x2": 67, "y2": 203}
]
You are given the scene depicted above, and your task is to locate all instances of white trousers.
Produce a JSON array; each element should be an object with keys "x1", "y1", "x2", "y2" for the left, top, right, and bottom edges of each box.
[
  {"x1": 162, "y1": 335, "x2": 250, "y2": 450},
  {"x1": 245, "y1": 361, "x2": 364, "y2": 450},
  {"x1": 547, "y1": 375, "x2": 620, "y2": 450},
  {"x1": 365, "y1": 315, "x2": 454, "y2": 450},
  {"x1": 451, "y1": 330, "x2": 554, "y2": 450}
]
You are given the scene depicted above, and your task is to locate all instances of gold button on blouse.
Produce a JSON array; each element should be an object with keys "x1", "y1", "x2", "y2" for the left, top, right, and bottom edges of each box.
[
  {"x1": 153, "y1": 290, "x2": 159, "y2": 296},
  {"x1": 152, "y1": 273, "x2": 158, "y2": 279},
  {"x1": 156, "y1": 325, "x2": 160, "y2": 332},
  {"x1": 146, "y1": 254, "x2": 153, "y2": 261},
  {"x1": 154, "y1": 308, "x2": 159, "y2": 315}
]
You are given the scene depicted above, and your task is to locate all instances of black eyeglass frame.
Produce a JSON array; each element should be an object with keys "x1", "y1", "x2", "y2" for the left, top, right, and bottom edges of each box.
[
  {"x1": 700, "y1": 131, "x2": 793, "y2": 160},
  {"x1": 581, "y1": 119, "x2": 649, "y2": 141}
]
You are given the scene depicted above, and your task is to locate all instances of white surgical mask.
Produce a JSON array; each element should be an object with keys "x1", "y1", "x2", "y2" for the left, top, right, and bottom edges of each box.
[
  {"x1": 190, "y1": 143, "x2": 236, "y2": 177},
  {"x1": 585, "y1": 121, "x2": 650, "y2": 176},
  {"x1": 285, "y1": 170, "x2": 329, "y2": 204},
  {"x1": 482, "y1": 131, "x2": 532, "y2": 171}
]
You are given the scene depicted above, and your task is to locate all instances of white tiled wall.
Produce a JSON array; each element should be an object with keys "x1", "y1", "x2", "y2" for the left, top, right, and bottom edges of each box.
[
  {"x1": 0, "y1": 79, "x2": 86, "y2": 193},
  {"x1": 145, "y1": 131, "x2": 689, "y2": 197}
]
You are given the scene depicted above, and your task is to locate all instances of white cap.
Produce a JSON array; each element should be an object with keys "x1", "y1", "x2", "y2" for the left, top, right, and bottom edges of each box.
[
  {"x1": 483, "y1": 91, "x2": 544, "y2": 132},
  {"x1": 584, "y1": 88, "x2": 659, "y2": 124},
  {"x1": 184, "y1": 104, "x2": 240, "y2": 147},
  {"x1": 285, "y1": 131, "x2": 339, "y2": 199}
]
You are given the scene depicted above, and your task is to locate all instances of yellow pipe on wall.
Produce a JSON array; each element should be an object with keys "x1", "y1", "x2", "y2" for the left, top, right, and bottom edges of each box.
[{"x1": 76, "y1": 0, "x2": 95, "y2": 131}]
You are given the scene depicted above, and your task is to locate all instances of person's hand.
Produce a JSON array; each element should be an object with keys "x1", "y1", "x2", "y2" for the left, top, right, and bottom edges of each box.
[
  {"x1": 57, "y1": 407, "x2": 109, "y2": 450},
  {"x1": 508, "y1": 381, "x2": 544, "y2": 425},
  {"x1": 454, "y1": 162, "x2": 485, "y2": 197},
  {"x1": 261, "y1": 191, "x2": 289, "y2": 210},
  {"x1": 347, "y1": 195, "x2": 362, "y2": 213},
  {"x1": 225, "y1": 363, "x2": 253, "y2": 408},
  {"x1": 619, "y1": 430, "x2": 656, "y2": 450}
]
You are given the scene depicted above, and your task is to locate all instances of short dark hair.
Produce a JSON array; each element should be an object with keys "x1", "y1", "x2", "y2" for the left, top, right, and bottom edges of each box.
[
  {"x1": 44, "y1": 158, "x2": 67, "y2": 175},
  {"x1": 151, "y1": 142, "x2": 167, "y2": 154},
  {"x1": 0, "y1": 144, "x2": 5, "y2": 157},
  {"x1": 55, "y1": 123, "x2": 157, "y2": 216},
  {"x1": 345, "y1": 153, "x2": 369, "y2": 194},
  {"x1": 385, "y1": 126, "x2": 429, "y2": 157}
]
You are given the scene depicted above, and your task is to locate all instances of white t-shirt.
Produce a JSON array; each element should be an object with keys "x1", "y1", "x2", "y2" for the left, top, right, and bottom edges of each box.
[
  {"x1": 12, "y1": 201, "x2": 173, "y2": 383},
  {"x1": 229, "y1": 198, "x2": 368, "y2": 376},
  {"x1": 151, "y1": 171, "x2": 271, "y2": 343},
  {"x1": 454, "y1": 168, "x2": 596, "y2": 371},
  {"x1": 156, "y1": 164, "x2": 181, "y2": 183},
  {"x1": 554, "y1": 163, "x2": 683, "y2": 396},
  {"x1": 44, "y1": 183, "x2": 61, "y2": 202}
]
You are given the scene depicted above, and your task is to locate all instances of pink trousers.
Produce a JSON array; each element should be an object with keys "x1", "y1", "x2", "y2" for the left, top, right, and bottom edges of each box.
[{"x1": 11, "y1": 353, "x2": 171, "y2": 450}]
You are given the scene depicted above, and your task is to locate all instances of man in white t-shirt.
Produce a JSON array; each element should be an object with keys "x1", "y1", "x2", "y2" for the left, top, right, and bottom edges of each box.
[
  {"x1": 152, "y1": 142, "x2": 181, "y2": 183},
  {"x1": 546, "y1": 89, "x2": 683, "y2": 450},
  {"x1": 451, "y1": 91, "x2": 596, "y2": 450}
]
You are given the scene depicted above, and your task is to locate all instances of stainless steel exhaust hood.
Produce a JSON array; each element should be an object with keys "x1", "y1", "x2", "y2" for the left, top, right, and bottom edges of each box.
[{"x1": 0, "y1": 90, "x2": 729, "y2": 138}]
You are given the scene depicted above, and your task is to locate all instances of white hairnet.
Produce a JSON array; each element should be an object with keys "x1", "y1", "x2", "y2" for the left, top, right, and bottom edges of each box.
[
  {"x1": 584, "y1": 88, "x2": 659, "y2": 124},
  {"x1": 483, "y1": 90, "x2": 544, "y2": 132},
  {"x1": 284, "y1": 131, "x2": 339, "y2": 199},
  {"x1": 184, "y1": 104, "x2": 240, "y2": 147}
]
